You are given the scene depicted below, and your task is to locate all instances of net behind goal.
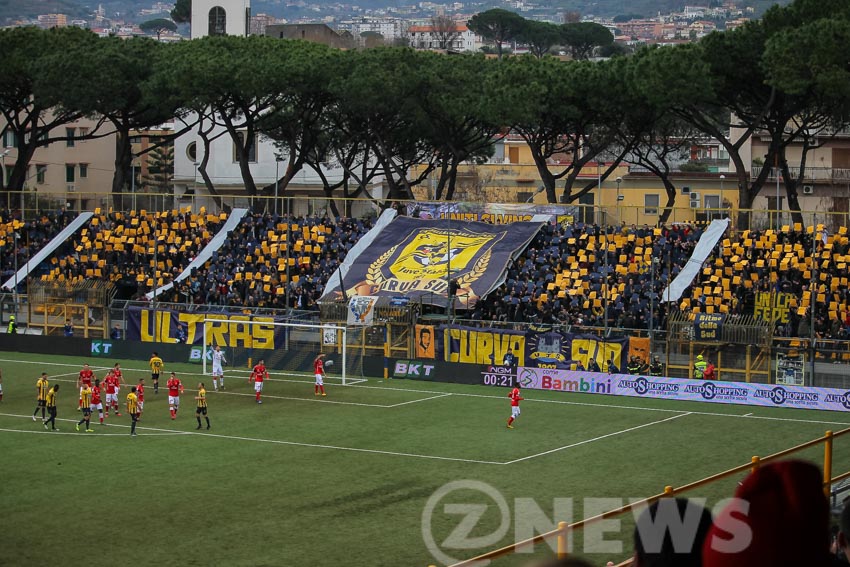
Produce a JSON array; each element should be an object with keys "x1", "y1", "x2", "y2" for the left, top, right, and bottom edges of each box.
[{"x1": 201, "y1": 318, "x2": 350, "y2": 385}]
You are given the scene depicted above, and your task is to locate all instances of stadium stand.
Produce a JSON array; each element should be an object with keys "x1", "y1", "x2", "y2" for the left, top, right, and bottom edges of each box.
[
  {"x1": 0, "y1": 209, "x2": 78, "y2": 289},
  {"x1": 7, "y1": 207, "x2": 850, "y2": 342},
  {"x1": 153, "y1": 212, "x2": 373, "y2": 309},
  {"x1": 40, "y1": 208, "x2": 226, "y2": 294}
]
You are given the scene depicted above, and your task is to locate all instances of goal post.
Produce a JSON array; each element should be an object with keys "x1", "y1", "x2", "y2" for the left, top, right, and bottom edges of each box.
[{"x1": 201, "y1": 318, "x2": 349, "y2": 385}]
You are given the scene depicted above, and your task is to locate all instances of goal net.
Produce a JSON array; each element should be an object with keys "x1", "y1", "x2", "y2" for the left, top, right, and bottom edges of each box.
[{"x1": 201, "y1": 318, "x2": 351, "y2": 385}]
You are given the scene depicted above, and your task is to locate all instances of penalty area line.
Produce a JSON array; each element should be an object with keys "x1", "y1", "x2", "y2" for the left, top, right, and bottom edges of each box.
[
  {"x1": 0, "y1": 427, "x2": 191, "y2": 437},
  {"x1": 385, "y1": 393, "x2": 453, "y2": 408},
  {"x1": 0, "y1": 412, "x2": 503, "y2": 465},
  {"x1": 503, "y1": 413, "x2": 692, "y2": 465}
]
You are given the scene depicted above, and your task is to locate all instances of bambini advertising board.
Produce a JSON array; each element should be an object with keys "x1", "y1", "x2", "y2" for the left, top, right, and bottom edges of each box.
[{"x1": 514, "y1": 367, "x2": 850, "y2": 412}]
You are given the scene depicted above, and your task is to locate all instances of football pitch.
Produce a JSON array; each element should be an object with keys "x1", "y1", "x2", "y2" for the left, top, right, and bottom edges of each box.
[{"x1": 2, "y1": 351, "x2": 850, "y2": 567}]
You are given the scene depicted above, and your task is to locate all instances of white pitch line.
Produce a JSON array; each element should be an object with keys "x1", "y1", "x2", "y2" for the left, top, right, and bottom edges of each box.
[
  {"x1": 367, "y1": 388, "x2": 850, "y2": 426},
  {"x1": 386, "y1": 393, "x2": 453, "y2": 408},
  {"x1": 0, "y1": 412, "x2": 503, "y2": 465},
  {"x1": 174, "y1": 429, "x2": 505, "y2": 465},
  {"x1": 504, "y1": 413, "x2": 693, "y2": 465},
  {"x1": 3, "y1": 357, "x2": 849, "y2": 426},
  {"x1": 0, "y1": 428, "x2": 190, "y2": 437},
  {"x1": 743, "y1": 413, "x2": 753, "y2": 417}
]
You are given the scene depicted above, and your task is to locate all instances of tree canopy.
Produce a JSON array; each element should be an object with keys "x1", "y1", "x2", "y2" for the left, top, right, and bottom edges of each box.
[
  {"x1": 467, "y1": 9, "x2": 525, "y2": 59},
  {"x1": 0, "y1": 0, "x2": 848, "y2": 225},
  {"x1": 140, "y1": 18, "x2": 178, "y2": 40}
]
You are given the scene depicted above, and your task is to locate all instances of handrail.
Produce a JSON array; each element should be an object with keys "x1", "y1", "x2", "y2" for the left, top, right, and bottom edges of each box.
[{"x1": 445, "y1": 427, "x2": 850, "y2": 567}]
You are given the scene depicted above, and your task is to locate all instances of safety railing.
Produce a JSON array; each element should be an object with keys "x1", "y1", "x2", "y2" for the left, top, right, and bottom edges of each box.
[
  {"x1": 435, "y1": 427, "x2": 850, "y2": 567},
  {"x1": 5, "y1": 190, "x2": 850, "y2": 228}
]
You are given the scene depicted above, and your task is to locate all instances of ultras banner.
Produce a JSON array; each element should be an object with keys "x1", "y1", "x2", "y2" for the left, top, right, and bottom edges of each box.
[
  {"x1": 436, "y1": 325, "x2": 630, "y2": 371},
  {"x1": 410, "y1": 202, "x2": 579, "y2": 225},
  {"x1": 126, "y1": 307, "x2": 287, "y2": 350},
  {"x1": 322, "y1": 216, "x2": 543, "y2": 307}
]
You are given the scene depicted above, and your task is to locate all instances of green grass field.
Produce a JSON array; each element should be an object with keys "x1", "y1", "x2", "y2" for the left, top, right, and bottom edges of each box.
[{"x1": 1, "y1": 351, "x2": 849, "y2": 567}]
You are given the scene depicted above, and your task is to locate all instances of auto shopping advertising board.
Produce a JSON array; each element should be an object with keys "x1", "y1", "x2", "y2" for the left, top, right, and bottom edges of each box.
[{"x1": 513, "y1": 367, "x2": 850, "y2": 412}]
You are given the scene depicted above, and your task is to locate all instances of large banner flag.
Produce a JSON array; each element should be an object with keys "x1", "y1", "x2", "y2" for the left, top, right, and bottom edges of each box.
[
  {"x1": 410, "y1": 202, "x2": 579, "y2": 225},
  {"x1": 321, "y1": 216, "x2": 543, "y2": 307},
  {"x1": 347, "y1": 296, "x2": 378, "y2": 326},
  {"x1": 126, "y1": 307, "x2": 287, "y2": 350},
  {"x1": 662, "y1": 218, "x2": 729, "y2": 303},
  {"x1": 436, "y1": 324, "x2": 630, "y2": 370}
]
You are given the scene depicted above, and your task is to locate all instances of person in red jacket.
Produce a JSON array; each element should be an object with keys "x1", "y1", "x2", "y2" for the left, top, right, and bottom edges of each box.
[{"x1": 703, "y1": 361, "x2": 716, "y2": 380}]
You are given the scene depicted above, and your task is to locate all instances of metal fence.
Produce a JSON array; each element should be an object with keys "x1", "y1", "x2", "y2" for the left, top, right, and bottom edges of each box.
[{"x1": 4, "y1": 189, "x2": 850, "y2": 232}]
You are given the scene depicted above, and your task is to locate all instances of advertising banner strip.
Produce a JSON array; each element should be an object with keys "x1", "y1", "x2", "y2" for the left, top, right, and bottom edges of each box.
[
  {"x1": 514, "y1": 367, "x2": 850, "y2": 412},
  {"x1": 322, "y1": 216, "x2": 543, "y2": 307},
  {"x1": 126, "y1": 307, "x2": 287, "y2": 350}
]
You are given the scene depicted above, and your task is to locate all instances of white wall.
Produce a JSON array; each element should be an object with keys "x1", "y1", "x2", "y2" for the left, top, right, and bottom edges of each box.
[{"x1": 191, "y1": 0, "x2": 251, "y2": 39}]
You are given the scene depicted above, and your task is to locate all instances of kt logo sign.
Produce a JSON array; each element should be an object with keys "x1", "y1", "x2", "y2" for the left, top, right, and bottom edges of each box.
[{"x1": 90, "y1": 340, "x2": 113, "y2": 356}]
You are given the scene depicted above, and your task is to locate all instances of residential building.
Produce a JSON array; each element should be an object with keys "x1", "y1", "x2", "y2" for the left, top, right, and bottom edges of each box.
[
  {"x1": 337, "y1": 17, "x2": 409, "y2": 46},
  {"x1": 1, "y1": 117, "x2": 114, "y2": 212},
  {"x1": 37, "y1": 14, "x2": 68, "y2": 28},
  {"x1": 408, "y1": 22, "x2": 475, "y2": 52},
  {"x1": 265, "y1": 23, "x2": 356, "y2": 48},
  {"x1": 249, "y1": 13, "x2": 278, "y2": 36},
  {"x1": 173, "y1": 1, "x2": 379, "y2": 215},
  {"x1": 735, "y1": 124, "x2": 850, "y2": 229}
]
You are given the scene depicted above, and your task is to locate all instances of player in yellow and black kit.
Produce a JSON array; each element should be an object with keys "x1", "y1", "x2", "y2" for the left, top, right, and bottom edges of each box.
[
  {"x1": 43, "y1": 384, "x2": 60, "y2": 430},
  {"x1": 127, "y1": 386, "x2": 139, "y2": 437},
  {"x1": 195, "y1": 382, "x2": 210, "y2": 430},
  {"x1": 76, "y1": 384, "x2": 94, "y2": 432},
  {"x1": 149, "y1": 352, "x2": 164, "y2": 394},
  {"x1": 33, "y1": 373, "x2": 49, "y2": 422}
]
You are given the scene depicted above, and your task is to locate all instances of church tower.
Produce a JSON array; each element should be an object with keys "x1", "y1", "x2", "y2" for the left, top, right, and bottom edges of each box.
[{"x1": 191, "y1": 0, "x2": 251, "y2": 40}]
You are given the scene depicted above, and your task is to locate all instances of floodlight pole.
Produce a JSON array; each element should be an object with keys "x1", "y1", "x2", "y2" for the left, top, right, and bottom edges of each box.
[
  {"x1": 13, "y1": 232, "x2": 18, "y2": 322},
  {"x1": 152, "y1": 222, "x2": 158, "y2": 342}
]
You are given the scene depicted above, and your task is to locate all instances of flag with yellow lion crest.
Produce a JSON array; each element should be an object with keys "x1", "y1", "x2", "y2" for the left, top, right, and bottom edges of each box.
[{"x1": 323, "y1": 217, "x2": 543, "y2": 307}]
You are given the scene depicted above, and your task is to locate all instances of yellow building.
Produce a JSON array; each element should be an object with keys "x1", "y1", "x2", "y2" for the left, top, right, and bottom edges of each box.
[{"x1": 411, "y1": 135, "x2": 733, "y2": 226}]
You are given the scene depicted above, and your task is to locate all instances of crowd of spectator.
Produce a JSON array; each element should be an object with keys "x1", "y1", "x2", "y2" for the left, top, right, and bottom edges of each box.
[
  {"x1": 471, "y1": 220, "x2": 850, "y2": 343},
  {"x1": 153, "y1": 212, "x2": 373, "y2": 310},
  {"x1": 7, "y1": 205, "x2": 850, "y2": 342},
  {"x1": 0, "y1": 208, "x2": 78, "y2": 290},
  {"x1": 471, "y1": 222, "x2": 703, "y2": 332},
  {"x1": 39, "y1": 208, "x2": 226, "y2": 291}
]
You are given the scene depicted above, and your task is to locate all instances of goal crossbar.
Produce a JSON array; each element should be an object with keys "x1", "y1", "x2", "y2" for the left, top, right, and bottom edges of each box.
[{"x1": 201, "y1": 318, "x2": 348, "y2": 385}]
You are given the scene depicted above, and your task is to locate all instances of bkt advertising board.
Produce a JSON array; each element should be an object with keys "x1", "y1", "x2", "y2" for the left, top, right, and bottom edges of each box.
[{"x1": 515, "y1": 367, "x2": 850, "y2": 412}]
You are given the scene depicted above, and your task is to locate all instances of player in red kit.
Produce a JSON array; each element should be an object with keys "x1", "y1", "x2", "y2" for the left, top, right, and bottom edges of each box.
[
  {"x1": 77, "y1": 363, "x2": 94, "y2": 411},
  {"x1": 313, "y1": 354, "x2": 327, "y2": 397},
  {"x1": 90, "y1": 378, "x2": 105, "y2": 424},
  {"x1": 507, "y1": 383, "x2": 523, "y2": 429},
  {"x1": 136, "y1": 378, "x2": 146, "y2": 419},
  {"x1": 250, "y1": 360, "x2": 268, "y2": 404},
  {"x1": 167, "y1": 372, "x2": 184, "y2": 419},
  {"x1": 103, "y1": 371, "x2": 122, "y2": 417}
]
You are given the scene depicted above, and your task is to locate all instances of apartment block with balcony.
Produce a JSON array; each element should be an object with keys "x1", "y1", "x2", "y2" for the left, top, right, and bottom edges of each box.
[
  {"x1": 1, "y1": 117, "x2": 115, "y2": 211},
  {"x1": 736, "y1": 125, "x2": 850, "y2": 222}
]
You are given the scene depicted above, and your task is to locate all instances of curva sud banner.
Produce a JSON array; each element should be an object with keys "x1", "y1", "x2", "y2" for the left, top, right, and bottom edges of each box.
[
  {"x1": 433, "y1": 324, "x2": 629, "y2": 371},
  {"x1": 125, "y1": 306, "x2": 287, "y2": 350},
  {"x1": 321, "y1": 216, "x2": 543, "y2": 307},
  {"x1": 514, "y1": 367, "x2": 850, "y2": 412}
]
